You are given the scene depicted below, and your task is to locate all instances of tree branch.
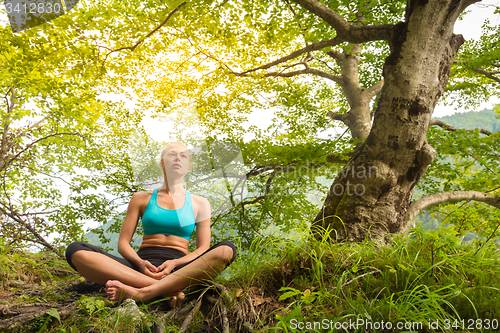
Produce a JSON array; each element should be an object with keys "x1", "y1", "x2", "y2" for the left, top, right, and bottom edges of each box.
[
  {"x1": 236, "y1": 38, "x2": 343, "y2": 75},
  {"x1": 247, "y1": 154, "x2": 352, "y2": 179},
  {"x1": 110, "y1": 2, "x2": 186, "y2": 53},
  {"x1": 465, "y1": 152, "x2": 497, "y2": 175},
  {"x1": 283, "y1": 0, "x2": 308, "y2": 41},
  {"x1": 403, "y1": 191, "x2": 500, "y2": 231},
  {"x1": 262, "y1": 66, "x2": 343, "y2": 84},
  {"x1": 290, "y1": 0, "x2": 392, "y2": 43},
  {"x1": 310, "y1": 52, "x2": 340, "y2": 74},
  {"x1": 240, "y1": 196, "x2": 264, "y2": 235},
  {"x1": 429, "y1": 120, "x2": 492, "y2": 136},
  {"x1": 471, "y1": 67, "x2": 500, "y2": 83},
  {"x1": 17, "y1": 209, "x2": 61, "y2": 216},
  {"x1": 1, "y1": 132, "x2": 89, "y2": 172},
  {"x1": 453, "y1": 60, "x2": 500, "y2": 83},
  {"x1": 25, "y1": 167, "x2": 73, "y2": 187},
  {"x1": 26, "y1": 113, "x2": 53, "y2": 130},
  {"x1": 0, "y1": 203, "x2": 59, "y2": 254},
  {"x1": 1, "y1": 87, "x2": 15, "y2": 171},
  {"x1": 364, "y1": 79, "x2": 384, "y2": 99},
  {"x1": 463, "y1": 0, "x2": 486, "y2": 11},
  {"x1": 327, "y1": 110, "x2": 349, "y2": 123}
]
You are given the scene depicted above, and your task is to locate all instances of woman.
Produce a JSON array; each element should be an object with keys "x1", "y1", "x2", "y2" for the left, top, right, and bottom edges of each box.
[{"x1": 65, "y1": 142, "x2": 237, "y2": 304}]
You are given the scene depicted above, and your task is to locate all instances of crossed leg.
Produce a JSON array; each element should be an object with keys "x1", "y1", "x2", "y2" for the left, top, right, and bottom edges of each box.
[
  {"x1": 70, "y1": 250, "x2": 186, "y2": 306},
  {"x1": 105, "y1": 245, "x2": 234, "y2": 303},
  {"x1": 70, "y1": 250, "x2": 158, "y2": 287}
]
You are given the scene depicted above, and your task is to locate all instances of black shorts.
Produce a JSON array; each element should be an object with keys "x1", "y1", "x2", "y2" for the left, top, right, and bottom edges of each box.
[{"x1": 65, "y1": 240, "x2": 237, "y2": 274}]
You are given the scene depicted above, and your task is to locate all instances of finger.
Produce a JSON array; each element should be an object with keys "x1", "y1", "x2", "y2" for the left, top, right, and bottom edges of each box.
[
  {"x1": 143, "y1": 269, "x2": 160, "y2": 278},
  {"x1": 147, "y1": 273, "x2": 163, "y2": 280},
  {"x1": 143, "y1": 260, "x2": 154, "y2": 269},
  {"x1": 149, "y1": 268, "x2": 166, "y2": 277},
  {"x1": 146, "y1": 262, "x2": 158, "y2": 272}
]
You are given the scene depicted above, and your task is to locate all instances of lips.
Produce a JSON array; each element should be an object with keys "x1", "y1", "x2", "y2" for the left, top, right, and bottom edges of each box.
[{"x1": 173, "y1": 163, "x2": 182, "y2": 168}]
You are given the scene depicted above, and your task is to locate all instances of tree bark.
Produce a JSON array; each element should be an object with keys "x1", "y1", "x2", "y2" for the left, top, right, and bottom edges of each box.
[{"x1": 312, "y1": 0, "x2": 475, "y2": 243}]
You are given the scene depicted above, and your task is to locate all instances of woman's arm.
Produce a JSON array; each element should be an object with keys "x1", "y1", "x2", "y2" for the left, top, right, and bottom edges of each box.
[
  {"x1": 156, "y1": 196, "x2": 211, "y2": 272},
  {"x1": 118, "y1": 192, "x2": 162, "y2": 278}
]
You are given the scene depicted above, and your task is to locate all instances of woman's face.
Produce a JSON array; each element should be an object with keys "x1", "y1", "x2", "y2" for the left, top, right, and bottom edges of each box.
[{"x1": 161, "y1": 143, "x2": 190, "y2": 175}]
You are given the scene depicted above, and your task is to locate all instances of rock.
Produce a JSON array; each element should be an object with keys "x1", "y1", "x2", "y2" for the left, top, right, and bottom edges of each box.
[{"x1": 112, "y1": 299, "x2": 146, "y2": 328}]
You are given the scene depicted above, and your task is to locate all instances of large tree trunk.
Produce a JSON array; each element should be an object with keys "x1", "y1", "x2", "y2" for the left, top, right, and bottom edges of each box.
[{"x1": 312, "y1": 0, "x2": 472, "y2": 242}]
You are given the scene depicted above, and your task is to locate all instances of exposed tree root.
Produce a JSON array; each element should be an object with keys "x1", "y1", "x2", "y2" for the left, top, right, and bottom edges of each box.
[
  {"x1": 0, "y1": 305, "x2": 17, "y2": 317},
  {"x1": 0, "y1": 276, "x2": 99, "y2": 332},
  {"x1": 220, "y1": 300, "x2": 230, "y2": 333},
  {"x1": 2, "y1": 276, "x2": 285, "y2": 333},
  {"x1": 0, "y1": 301, "x2": 77, "y2": 332},
  {"x1": 179, "y1": 292, "x2": 205, "y2": 332},
  {"x1": 152, "y1": 281, "x2": 262, "y2": 333}
]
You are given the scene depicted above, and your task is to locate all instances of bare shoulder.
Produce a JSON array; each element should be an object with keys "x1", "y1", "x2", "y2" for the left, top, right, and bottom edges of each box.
[
  {"x1": 190, "y1": 194, "x2": 211, "y2": 222},
  {"x1": 130, "y1": 190, "x2": 153, "y2": 206},
  {"x1": 191, "y1": 194, "x2": 210, "y2": 209},
  {"x1": 190, "y1": 193, "x2": 209, "y2": 204},
  {"x1": 132, "y1": 190, "x2": 153, "y2": 199}
]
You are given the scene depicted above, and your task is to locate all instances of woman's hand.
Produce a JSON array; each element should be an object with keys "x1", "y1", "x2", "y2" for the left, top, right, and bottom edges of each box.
[
  {"x1": 138, "y1": 260, "x2": 164, "y2": 279},
  {"x1": 156, "y1": 260, "x2": 178, "y2": 277}
]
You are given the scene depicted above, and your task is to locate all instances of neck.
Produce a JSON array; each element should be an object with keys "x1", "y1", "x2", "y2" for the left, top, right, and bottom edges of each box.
[
  {"x1": 159, "y1": 182, "x2": 185, "y2": 195},
  {"x1": 160, "y1": 168, "x2": 187, "y2": 195}
]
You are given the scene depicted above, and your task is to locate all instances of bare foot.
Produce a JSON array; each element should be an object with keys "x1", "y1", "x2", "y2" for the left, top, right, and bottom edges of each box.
[
  {"x1": 105, "y1": 280, "x2": 152, "y2": 303},
  {"x1": 168, "y1": 291, "x2": 185, "y2": 308}
]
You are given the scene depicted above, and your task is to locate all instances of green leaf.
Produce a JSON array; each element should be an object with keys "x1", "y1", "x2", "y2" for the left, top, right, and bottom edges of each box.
[
  {"x1": 278, "y1": 287, "x2": 301, "y2": 301},
  {"x1": 46, "y1": 308, "x2": 61, "y2": 324}
]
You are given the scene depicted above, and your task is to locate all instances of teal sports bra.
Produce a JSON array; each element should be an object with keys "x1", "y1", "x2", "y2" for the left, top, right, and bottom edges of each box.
[{"x1": 141, "y1": 189, "x2": 195, "y2": 240}]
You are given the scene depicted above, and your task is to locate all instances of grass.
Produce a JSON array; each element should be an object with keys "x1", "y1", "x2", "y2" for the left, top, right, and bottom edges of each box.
[
  {"x1": 224, "y1": 223, "x2": 500, "y2": 332},
  {"x1": 1, "y1": 223, "x2": 500, "y2": 332}
]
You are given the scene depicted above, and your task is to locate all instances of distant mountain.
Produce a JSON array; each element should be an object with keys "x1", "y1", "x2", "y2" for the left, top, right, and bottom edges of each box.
[
  {"x1": 432, "y1": 108, "x2": 500, "y2": 133},
  {"x1": 414, "y1": 107, "x2": 499, "y2": 230}
]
